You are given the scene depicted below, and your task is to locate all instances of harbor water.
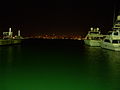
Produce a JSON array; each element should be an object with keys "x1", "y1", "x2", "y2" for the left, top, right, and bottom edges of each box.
[{"x1": 0, "y1": 39, "x2": 120, "y2": 90}]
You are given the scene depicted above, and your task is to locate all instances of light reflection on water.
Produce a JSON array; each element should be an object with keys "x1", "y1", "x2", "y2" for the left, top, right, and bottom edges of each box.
[
  {"x1": 102, "y1": 49, "x2": 120, "y2": 89},
  {"x1": 84, "y1": 46, "x2": 120, "y2": 89},
  {"x1": 0, "y1": 41, "x2": 120, "y2": 90}
]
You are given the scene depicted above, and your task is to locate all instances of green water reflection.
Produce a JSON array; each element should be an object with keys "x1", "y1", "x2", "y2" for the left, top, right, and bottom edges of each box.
[{"x1": 0, "y1": 44, "x2": 120, "y2": 90}]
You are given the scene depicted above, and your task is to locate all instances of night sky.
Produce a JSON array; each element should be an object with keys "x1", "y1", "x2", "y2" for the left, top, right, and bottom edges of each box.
[{"x1": 0, "y1": 0, "x2": 120, "y2": 36}]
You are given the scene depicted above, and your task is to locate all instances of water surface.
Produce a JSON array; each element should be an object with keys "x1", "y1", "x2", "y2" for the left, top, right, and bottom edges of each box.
[{"x1": 0, "y1": 39, "x2": 120, "y2": 90}]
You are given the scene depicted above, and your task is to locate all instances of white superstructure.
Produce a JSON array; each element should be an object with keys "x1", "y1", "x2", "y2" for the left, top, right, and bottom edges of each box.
[
  {"x1": 84, "y1": 27, "x2": 104, "y2": 46},
  {"x1": 101, "y1": 13, "x2": 120, "y2": 51},
  {"x1": 0, "y1": 27, "x2": 23, "y2": 45}
]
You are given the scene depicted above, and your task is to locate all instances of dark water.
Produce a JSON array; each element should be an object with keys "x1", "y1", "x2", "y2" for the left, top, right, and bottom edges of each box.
[{"x1": 1, "y1": 39, "x2": 120, "y2": 90}]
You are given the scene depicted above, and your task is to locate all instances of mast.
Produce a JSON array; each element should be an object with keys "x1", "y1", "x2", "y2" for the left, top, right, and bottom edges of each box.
[
  {"x1": 9, "y1": 27, "x2": 11, "y2": 36},
  {"x1": 8, "y1": 27, "x2": 13, "y2": 38},
  {"x1": 112, "y1": 0, "x2": 119, "y2": 26},
  {"x1": 18, "y1": 30, "x2": 20, "y2": 36},
  {"x1": 113, "y1": 5, "x2": 116, "y2": 25}
]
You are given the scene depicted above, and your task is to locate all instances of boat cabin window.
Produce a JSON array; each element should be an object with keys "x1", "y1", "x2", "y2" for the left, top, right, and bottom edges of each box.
[
  {"x1": 107, "y1": 32, "x2": 112, "y2": 35},
  {"x1": 86, "y1": 36, "x2": 103, "y2": 40},
  {"x1": 93, "y1": 37, "x2": 103, "y2": 40},
  {"x1": 114, "y1": 32, "x2": 119, "y2": 35},
  {"x1": 99, "y1": 37, "x2": 105, "y2": 39},
  {"x1": 115, "y1": 25, "x2": 120, "y2": 27},
  {"x1": 112, "y1": 40, "x2": 120, "y2": 43},
  {"x1": 86, "y1": 37, "x2": 91, "y2": 40},
  {"x1": 117, "y1": 22, "x2": 120, "y2": 24},
  {"x1": 87, "y1": 37, "x2": 89, "y2": 39},
  {"x1": 104, "y1": 39, "x2": 110, "y2": 43},
  {"x1": 89, "y1": 32, "x2": 99, "y2": 34}
]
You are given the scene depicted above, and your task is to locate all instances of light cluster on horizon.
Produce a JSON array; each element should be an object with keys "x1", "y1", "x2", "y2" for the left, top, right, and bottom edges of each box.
[{"x1": 26, "y1": 34, "x2": 83, "y2": 40}]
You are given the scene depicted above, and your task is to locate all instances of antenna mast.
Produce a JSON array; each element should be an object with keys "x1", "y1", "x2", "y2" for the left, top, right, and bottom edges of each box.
[{"x1": 113, "y1": 2, "x2": 116, "y2": 25}]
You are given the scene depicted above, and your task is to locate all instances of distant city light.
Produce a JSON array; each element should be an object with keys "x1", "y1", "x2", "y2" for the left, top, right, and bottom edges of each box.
[{"x1": 26, "y1": 34, "x2": 83, "y2": 40}]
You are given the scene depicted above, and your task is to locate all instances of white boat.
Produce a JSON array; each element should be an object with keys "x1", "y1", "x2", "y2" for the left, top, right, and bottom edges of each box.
[
  {"x1": 84, "y1": 27, "x2": 104, "y2": 46},
  {"x1": 0, "y1": 39, "x2": 22, "y2": 45},
  {"x1": 0, "y1": 28, "x2": 23, "y2": 46},
  {"x1": 0, "y1": 39, "x2": 12, "y2": 45},
  {"x1": 101, "y1": 14, "x2": 120, "y2": 51}
]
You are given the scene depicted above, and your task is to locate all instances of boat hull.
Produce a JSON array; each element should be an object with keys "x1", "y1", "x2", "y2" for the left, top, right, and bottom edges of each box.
[
  {"x1": 0, "y1": 39, "x2": 12, "y2": 45},
  {"x1": 101, "y1": 42, "x2": 120, "y2": 51},
  {"x1": 84, "y1": 39, "x2": 101, "y2": 46},
  {"x1": 12, "y1": 39, "x2": 22, "y2": 44},
  {"x1": 0, "y1": 39, "x2": 22, "y2": 45}
]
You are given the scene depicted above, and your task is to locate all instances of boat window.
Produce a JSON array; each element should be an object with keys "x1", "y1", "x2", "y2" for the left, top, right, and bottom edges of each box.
[
  {"x1": 107, "y1": 32, "x2": 112, "y2": 35},
  {"x1": 93, "y1": 37, "x2": 104, "y2": 40},
  {"x1": 117, "y1": 22, "x2": 120, "y2": 24},
  {"x1": 115, "y1": 25, "x2": 120, "y2": 27},
  {"x1": 112, "y1": 40, "x2": 119, "y2": 43},
  {"x1": 99, "y1": 37, "x2": 105, "y2": 39},
  {"x1": 90, "y1": 32, "x2": 99, "y2": 34},
  {"x1": 86, "y1": 37, "x2": 91, "y2": 40},
  {"x1": 93, "y1": 37, "x2": 99, "y2": 40},
  {"x1": 114, "y1": 32, "x2": 118, "y2": 35},
  {"x1": 87, "y1": 37, "x2": 89, "y2": 39},
  {"x1": 104, "y1": 39, "x2": 110, "y2": 43}
]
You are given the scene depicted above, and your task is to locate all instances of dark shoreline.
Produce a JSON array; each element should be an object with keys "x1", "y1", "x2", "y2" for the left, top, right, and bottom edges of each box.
[{"x1": 22, "y1": 38, "x2": 84, "y2": 46}]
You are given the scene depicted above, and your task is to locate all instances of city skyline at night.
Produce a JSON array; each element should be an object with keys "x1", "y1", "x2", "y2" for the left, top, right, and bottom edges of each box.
[{"x1": 0, "y1": 0, "x2": 120, "y2": 37}]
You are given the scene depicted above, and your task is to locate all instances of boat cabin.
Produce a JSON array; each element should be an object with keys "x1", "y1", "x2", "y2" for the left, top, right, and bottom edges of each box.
[
  {"x1": 88, "y1": 31, "x2": 100, "y2": 35},
  {"x1": 107, "y1": 30, "x2": 120, "y2": 36},
  {"x1": 103, "y1": 39, "x2": 120, "y2": 44},
  {"x1": 85, "y1": 27, "x2": 104, "y2": 40}
]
